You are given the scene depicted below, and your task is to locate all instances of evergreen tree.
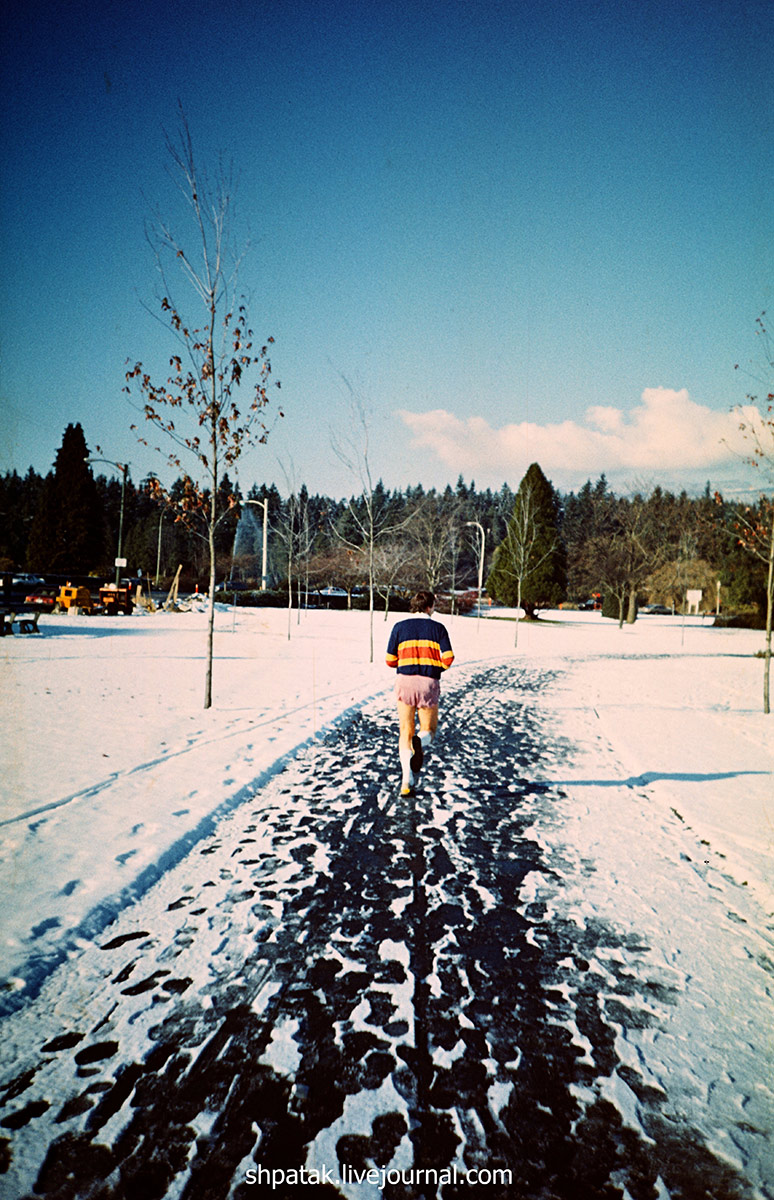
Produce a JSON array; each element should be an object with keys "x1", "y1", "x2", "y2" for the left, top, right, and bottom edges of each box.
[
  {"x1": 720, "y1": 507, "x2": 769, "y2": 616},
  {"x1": 486, "y1": 463, "x2": 566, "y2": 631},
  {"x1": 27, "y1": 424, "x2": 105, "y2": 572},
  {"x1": 562, "y1": 475, "x2": 609, "y2": 599},
  {"x1": 0, "y1": 468, "x2": 44, "y2": 569},
  {"x1": 26, "y1": 473, "x2": 58, "y2": 571}
]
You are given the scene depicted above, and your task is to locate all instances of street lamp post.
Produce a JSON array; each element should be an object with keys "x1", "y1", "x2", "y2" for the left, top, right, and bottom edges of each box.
[
  {"x1": 87, "y1": 457, "x2": 129, "y2": 585},
  {"x1": 243, "y1": 498, "x2": 269, "y2": 590},
  {"x1": 465, "y1": 520, "x2": 486, "y2": 629},
  {"x1": 155, "y1": 508, "x2": 166, "y2": 587}
]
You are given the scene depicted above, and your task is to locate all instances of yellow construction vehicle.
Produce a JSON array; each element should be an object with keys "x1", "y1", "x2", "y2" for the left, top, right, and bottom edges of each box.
[
  {"x1": 98, "y1": 584, "x2": 134, "y2": 615},
  {"x1": 54, "y1": 582, "x2": 134, "y2": 615},
  {"x1": 55, "y1": 583, "x2": 95, "y2": 613}
]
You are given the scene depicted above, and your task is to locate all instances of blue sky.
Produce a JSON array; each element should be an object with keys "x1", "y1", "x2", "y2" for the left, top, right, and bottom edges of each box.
[{"x1": 1, "y1": 0, "x2": 771, "y2": 499}]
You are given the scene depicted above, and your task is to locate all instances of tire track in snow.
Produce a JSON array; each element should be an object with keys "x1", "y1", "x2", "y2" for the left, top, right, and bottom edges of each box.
[{"x1": 0, "y1": 664, "x2": 767, "y2": 1200}]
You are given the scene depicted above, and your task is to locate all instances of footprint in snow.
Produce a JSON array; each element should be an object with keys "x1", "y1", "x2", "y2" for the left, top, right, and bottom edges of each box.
[
  {"x1": 73, "y1": 1041, "x2": 118, "y2": 1066},
  {"x1": 101, "y1": 931, "x2": 150, "y2": 950},
  {"x1": 30, "y1": 917, "x2": 61, "y2": 939},
  {"x1": 40, "y1": 1032, "x2": 84, "y2": 1053}
]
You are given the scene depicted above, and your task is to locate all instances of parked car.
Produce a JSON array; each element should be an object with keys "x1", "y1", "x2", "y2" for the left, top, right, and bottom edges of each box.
[
  {"x1": 12, "y1": 573, "x2": 45, "y2": 587},
  {"x1": 643, "y1": 604, "x2": 672, "y2": 615},
  {"x1": 24, "y1": 587, "x2": 58, "y2": 610}
]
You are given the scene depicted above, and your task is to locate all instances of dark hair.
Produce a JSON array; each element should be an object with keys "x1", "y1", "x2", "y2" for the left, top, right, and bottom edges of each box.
[{"x1": 410, "y1": 590, "x2": 435, "y2": 613}]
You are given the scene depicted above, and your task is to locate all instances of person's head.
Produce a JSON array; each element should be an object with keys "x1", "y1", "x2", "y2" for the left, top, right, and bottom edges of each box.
[{"x1": 410, "y1": 589, "x2": 435, "y2": 614}]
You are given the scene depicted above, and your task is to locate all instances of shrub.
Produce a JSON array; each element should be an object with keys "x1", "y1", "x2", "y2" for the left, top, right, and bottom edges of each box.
[
  {"x1": 713, "y1": 610, "x2": 766, "y2": 630},
  {"x1": 601, "y1": 593, "x2": 621, "y2": 621},
  {"x1": 214, "y1": 588, "x2": 287, "y2": 607}
]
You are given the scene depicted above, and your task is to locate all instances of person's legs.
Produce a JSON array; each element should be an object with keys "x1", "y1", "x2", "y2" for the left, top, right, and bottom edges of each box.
[
  {"x1": 417, "y1": 705, "x2": 438, "y2": 744},
  {"x1": 410, "y1": 705, "x2": 437, "y2": 772},
  {"x1": 397, "y1": 700, "x2": 418, "y2": 792},
  {"x1": 395, "y1": 680, "x2": 441, "y2": 792},
  {"x1": 397, "y1": 700, "x2": 417, "y2": 751}
]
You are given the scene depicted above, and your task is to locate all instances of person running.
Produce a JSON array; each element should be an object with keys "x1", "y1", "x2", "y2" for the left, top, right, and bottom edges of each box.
[{"x1": 386, "y1": 589, "x2": 454, "y2": 795}]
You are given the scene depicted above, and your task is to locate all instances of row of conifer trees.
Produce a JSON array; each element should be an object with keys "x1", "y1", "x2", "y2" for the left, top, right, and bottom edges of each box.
[{"x1": 0, "y1": 423, "x2": 768, "y2": 620}]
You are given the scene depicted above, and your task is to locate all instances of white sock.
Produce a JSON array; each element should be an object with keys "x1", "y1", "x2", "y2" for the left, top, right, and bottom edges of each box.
[
  {"x1": 419, "y1": 730, "x2": 434, "y2": 750},
  {"x1": 399, "y1": 746, "x2": 413, "y2": 788}
]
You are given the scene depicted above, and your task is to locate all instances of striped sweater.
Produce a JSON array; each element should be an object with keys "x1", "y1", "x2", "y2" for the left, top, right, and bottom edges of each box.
[{"x1": 385, "y1": 616, "x2": 454, "y2": 679}]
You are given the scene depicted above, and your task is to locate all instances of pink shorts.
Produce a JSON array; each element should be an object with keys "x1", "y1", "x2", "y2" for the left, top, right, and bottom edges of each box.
[{"x1": 395, "y1": 675, "x2": 441, "y2": 708}]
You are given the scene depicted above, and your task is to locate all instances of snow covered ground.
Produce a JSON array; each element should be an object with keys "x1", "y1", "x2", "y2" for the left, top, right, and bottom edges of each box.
[{"x1": 1, "y1": 602, "x2": 772, "y2": 1195}]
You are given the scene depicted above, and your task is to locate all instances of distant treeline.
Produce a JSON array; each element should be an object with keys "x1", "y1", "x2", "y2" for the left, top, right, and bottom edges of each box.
[{"x1": 0, "y1": 423, "x2": 769, "y2": 620}]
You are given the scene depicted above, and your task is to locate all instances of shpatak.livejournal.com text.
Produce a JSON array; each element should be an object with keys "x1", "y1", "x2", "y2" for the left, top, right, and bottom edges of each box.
[{"x1": 244, "y1": 1165, "x2": 514, "y2": 1189}]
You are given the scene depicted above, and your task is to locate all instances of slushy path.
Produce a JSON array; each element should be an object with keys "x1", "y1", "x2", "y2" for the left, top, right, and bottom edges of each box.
[{"x1": 0, "y1": 663, "x2": 768, "y2": 1200}]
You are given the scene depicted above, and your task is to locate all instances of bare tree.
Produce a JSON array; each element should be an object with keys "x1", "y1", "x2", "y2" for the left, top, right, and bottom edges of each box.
[
  {"x1": 733, "y1": 312, "x2": 774, "y2": 713},
  {"x1": 124, "y1": 111, "x2": 281, "y2": 707},
  {"x1": 576, "y1": 483, "x2": 680, "y2": 627},
  {"x1": 297, "y1": 495, "x2": 313, "y2": 616},
  {"x1": 617, "y1": 492, "x2": 666, "y2": 624},
  {"x1": 732, "y1": 500, "x2": 774, "y2": 711},
  {"x1": 490, "y1": 483, "x2": 549, "y2": 646},
  {"x1": 405, "y1": 493, "x2": 459, "y2": 595},
  {"x1": 372, "y1": 538, "x2": 414, "y2": 619},
  {"x1": 274, "y1": 463, "x2": 301, "y2": 640},
  {"x1": 594, "y1": 488, "x2": 674, "y2": 626},
  {"x1": 487, "y1": 465, "x2": 565, "y2": 646},
  {"x1": 331, "y1": 380, "x2": 410, "y2": 661},
  {"x1": 303, "y1": 545, "x2": 361, "y2": 604}
]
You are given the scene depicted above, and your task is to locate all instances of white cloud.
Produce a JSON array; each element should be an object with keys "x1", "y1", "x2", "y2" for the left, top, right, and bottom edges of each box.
[{"x1": 398, "y1": 388, "x2": 760, "y2": 487}]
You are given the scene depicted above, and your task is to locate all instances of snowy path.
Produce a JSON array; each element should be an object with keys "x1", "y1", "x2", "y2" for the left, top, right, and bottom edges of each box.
[{"x1": 0, "y1": 661, "x2": 772, "y2": 1199}]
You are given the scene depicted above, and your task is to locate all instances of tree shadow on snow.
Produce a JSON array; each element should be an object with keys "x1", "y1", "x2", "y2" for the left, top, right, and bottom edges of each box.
[{"x1": 550, "y1": 769, "x2": 770, "y2": 788}]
